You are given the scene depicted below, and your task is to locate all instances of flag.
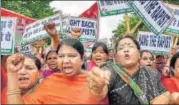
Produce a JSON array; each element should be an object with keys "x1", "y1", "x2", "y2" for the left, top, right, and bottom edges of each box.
[{"x1": 79, "y1": 2, "x2": 98, "y2": 19}]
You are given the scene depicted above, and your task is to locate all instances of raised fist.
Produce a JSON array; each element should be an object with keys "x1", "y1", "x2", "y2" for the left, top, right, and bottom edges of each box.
[
  {"x1": 71, "y1": 28, "x2": 82, "y2": 39},
  {"x1": 44, "y1": 22, "x2": 57, "y2": 37},
  {"x1": 6, "y1": 53, "x2": 24, "y2": 73}
]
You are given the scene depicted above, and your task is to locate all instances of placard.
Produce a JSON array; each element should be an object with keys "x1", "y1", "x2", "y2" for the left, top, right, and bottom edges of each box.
[
  {"x1": 137, "y1": 31, "x2": 174, "y2": 55},
  {"x1": 98, "y1": 1, "x2": 133, "y2": 16},
  {"x1": 128, "y1": 1, "x2": 174, "y2": 35},
  {"x1": 22, "y1": 13, "x2": 62, "y2": 45},
  {"x1": 1, "y1": 17, "x2": 16, "y2": 55}
]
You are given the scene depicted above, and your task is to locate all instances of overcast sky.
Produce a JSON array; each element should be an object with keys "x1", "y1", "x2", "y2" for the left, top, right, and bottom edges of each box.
[{"x1": 50, "y1": 1, "x2": 124, "y2": 39}]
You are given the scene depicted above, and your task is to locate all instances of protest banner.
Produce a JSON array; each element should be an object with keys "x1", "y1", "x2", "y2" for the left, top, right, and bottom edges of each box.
[
  {"x1": 137, "y1": 31, "x2": 174, "y2": 55},
  {"x1": 165, "y1": 3, "x2": 179, "y2": 35},
  {"x1": 1, "y1": 8, "x2": 36, "y2": 46},
  {"x1": 128, "y1": 1, "x2": 174, "y2": 35},
  {"x1": 21, "y1": 13, "x2": 62, "y2": 45},
  {"x1": 62, "y1": 16, "x2": 98, "y2": 42},
  {"x1": 1, "y1": 17, "x2": 16, "y2": 55},
  {"x1": 97, "y1": 1, "x2": 133, "y2": 17},
  {"x1": 61, "y1": 16, "x2": 97, "y2": 56}
]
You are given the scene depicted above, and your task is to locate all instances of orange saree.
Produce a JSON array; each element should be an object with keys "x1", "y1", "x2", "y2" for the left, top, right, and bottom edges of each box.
[{"x1": 23, "y1": 73, "x2": 102, "y2": 104}]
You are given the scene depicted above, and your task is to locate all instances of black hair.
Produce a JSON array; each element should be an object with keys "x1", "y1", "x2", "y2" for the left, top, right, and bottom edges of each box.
[
  {"x1": 156, "y1": 55, "x2": 164, "y2": 59},
  {"x1": 56, "y1": 39, "x2": 84, "y2": 59},
  {"x1": 140, "y1": 50, "x2": 154, "y2": 60},
  {"x1": 45, "y1": 50, "x2": 57, "y2": 61},
  {"x1": 24, "y1": 54, "x2": 41, "y2": 70},
  {"x1": 170, "y1": 52, "x2": 179, "y2": 69},
  {"x1": 115, "y1": 35, "x2": 140, "y2": 53},
  {"x1": 108, "y1": 48, "x2": 114, "y2": 52},
  {"x1": 92, "y1": 42, "x2": 108, "y2": 55}
]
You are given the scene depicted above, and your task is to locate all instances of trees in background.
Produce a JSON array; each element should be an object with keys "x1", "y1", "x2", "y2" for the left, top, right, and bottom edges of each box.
[{"x1": 2, "y1": 0, "x2": 55, "y2": 19}]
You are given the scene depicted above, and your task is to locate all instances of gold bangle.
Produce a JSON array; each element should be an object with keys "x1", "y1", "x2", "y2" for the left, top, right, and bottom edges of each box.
[
  {"x1": 8, "y1": 89, "x2": 21, "y2": 92},
  {"x1": 7, "y1": 89, "x2": 21, "y2": 96}
]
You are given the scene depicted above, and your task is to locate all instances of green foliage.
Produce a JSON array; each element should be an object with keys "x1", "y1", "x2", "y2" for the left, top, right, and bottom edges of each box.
[
  {"x1": 163, "y1": 0, "x2": 179, "y2": 5},
  {"x1": 112, "y1": 13, "x2": 148, "y2": 38},
  {"x1": 2, "y1": 0, "x2": 55, "y2": 19}
]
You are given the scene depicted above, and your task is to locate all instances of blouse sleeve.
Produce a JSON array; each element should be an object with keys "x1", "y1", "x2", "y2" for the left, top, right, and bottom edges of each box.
[{"x1": 162, "y1": 78, "x2": 178, "y2": 93}]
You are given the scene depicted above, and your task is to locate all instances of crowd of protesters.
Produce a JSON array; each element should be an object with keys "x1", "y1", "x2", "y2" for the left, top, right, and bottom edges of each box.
[{"x1": 1, "y1": 22, "x2": 179, "y2": 104}]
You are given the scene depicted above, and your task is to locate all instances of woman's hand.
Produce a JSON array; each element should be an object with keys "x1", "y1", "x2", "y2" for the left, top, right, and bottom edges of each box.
[
  {"x1": 45, "y1": 22, "x2": 58, "y2": 38},
  {"x1": 87, "y1": 66, "x2": 111, "y2": 94},
  {"x1": 171, "y1": 92, "x2": 179, "y2": 104},
  {"x1": 71, "y1": 28, "x2": 82, "y2": 39},
  {"x1": 150, "y1": 92, "x2": 171, "y2": 104},
  {"x1": 6, "y1": 53, "x2": 24, "y2": 73}
]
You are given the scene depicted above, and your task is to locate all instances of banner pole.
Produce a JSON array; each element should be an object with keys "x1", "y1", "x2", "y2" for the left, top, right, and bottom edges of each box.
[
  {"x1": 130, "y1": 19, "x2": 142, "y2": 34},
  {"x1": 124, "y1": 13, "x2": 130, "y2": 34}
]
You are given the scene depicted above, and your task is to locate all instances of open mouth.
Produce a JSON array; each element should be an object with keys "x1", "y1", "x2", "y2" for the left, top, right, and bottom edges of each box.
[
  {"x1": 124, "y1": 54, "x2": 130, "y2": 59},
  {"x1": 146, "y1": 64, "x2": 152, "y2": 67},
  {"x1": 49, "y1": 63, "x2": 56, "y2": 67},
  {"x1": 95, "y1": 58, "x2": 102, "y2": 63},
  {"x1": 63, "y1": 66, "x2": 73, "y2": 74},
  {"x1": 19, "y1": 77, "x2": 29, "y2": 82}
]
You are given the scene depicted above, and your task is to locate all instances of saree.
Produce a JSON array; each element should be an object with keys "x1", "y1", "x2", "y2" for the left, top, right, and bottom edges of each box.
[
  {"x1": 101, "y1": 63, "x2": 166, "y2": 105},
  {"x1": 23, "y1": 73, "x2": 102, "y2": 104}
]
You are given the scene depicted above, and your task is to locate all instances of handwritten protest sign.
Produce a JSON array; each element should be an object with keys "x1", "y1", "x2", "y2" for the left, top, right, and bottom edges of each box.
[
  {"x1": 165, "y1": 3, "x2": 179, "y2": 35},
  {"x1": 98, "y1": 1, "x2": 133, "y2": 16},
  {"x1": 137, "y1": 31, "x2": 174, "y2": 55},
  {"x1": 128, "y1": 1, "x2": 174, "y2": 35},
  {"x1": 1, "y1": 17, "x2": 16, "y2": 55},
  {"x1": 22, "y1": 13, "x2": 62, "y2": 45},
  {"x1": 62, "y1": 16, "x2": 98, "y2": 42}
]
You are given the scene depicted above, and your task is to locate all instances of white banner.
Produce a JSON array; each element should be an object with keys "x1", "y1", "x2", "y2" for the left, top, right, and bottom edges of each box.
[
  {"x1": 165, "y1": 3, "x2": 179, "y2": 35},
  {"x1": 1, "y1": 17, "x2": 16, "y2": 55},
  {"x1": 61, "y1": 16, "x2": 97, "y2": 56},
  {"x1": 62, "y1": 16, "x2": 98, "y2": 42},
  {"x1": 22, "y1": 13, "x2": 62, "y2": 45},
  {"x1": 98, "y1": 1, "x2": 133, "y2": 16},
  {"x1": 137, "y1": 31, "x2": 174, "y2": 55},
  {"x1": 128, "y1": 1, "x2": 174, "y2": 35}
]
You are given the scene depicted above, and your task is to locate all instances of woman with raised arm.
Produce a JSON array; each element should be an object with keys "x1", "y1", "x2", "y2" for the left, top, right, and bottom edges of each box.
[
  {"x1": 6, "y1": 39, "x2": 102, "y2": 104},
  {"x1": 88, "y1": 35, "x2": 178, "y2": 104}
]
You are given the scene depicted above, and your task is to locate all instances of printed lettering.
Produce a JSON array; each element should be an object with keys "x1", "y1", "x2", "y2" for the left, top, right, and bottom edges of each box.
[{"x1": 5, "y1": 32, "x2": 11, "y2": 41}]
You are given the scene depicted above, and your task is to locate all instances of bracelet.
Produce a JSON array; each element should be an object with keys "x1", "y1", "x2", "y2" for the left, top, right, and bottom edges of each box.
[{"x1": 7, "y1": 89, "x2": 21, "y2": 96}]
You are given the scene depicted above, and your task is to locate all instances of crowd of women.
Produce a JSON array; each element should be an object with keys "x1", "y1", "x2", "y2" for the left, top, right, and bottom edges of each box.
[{"x1": 1, "y1": 22, "x2": 179, "y2": 104}]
